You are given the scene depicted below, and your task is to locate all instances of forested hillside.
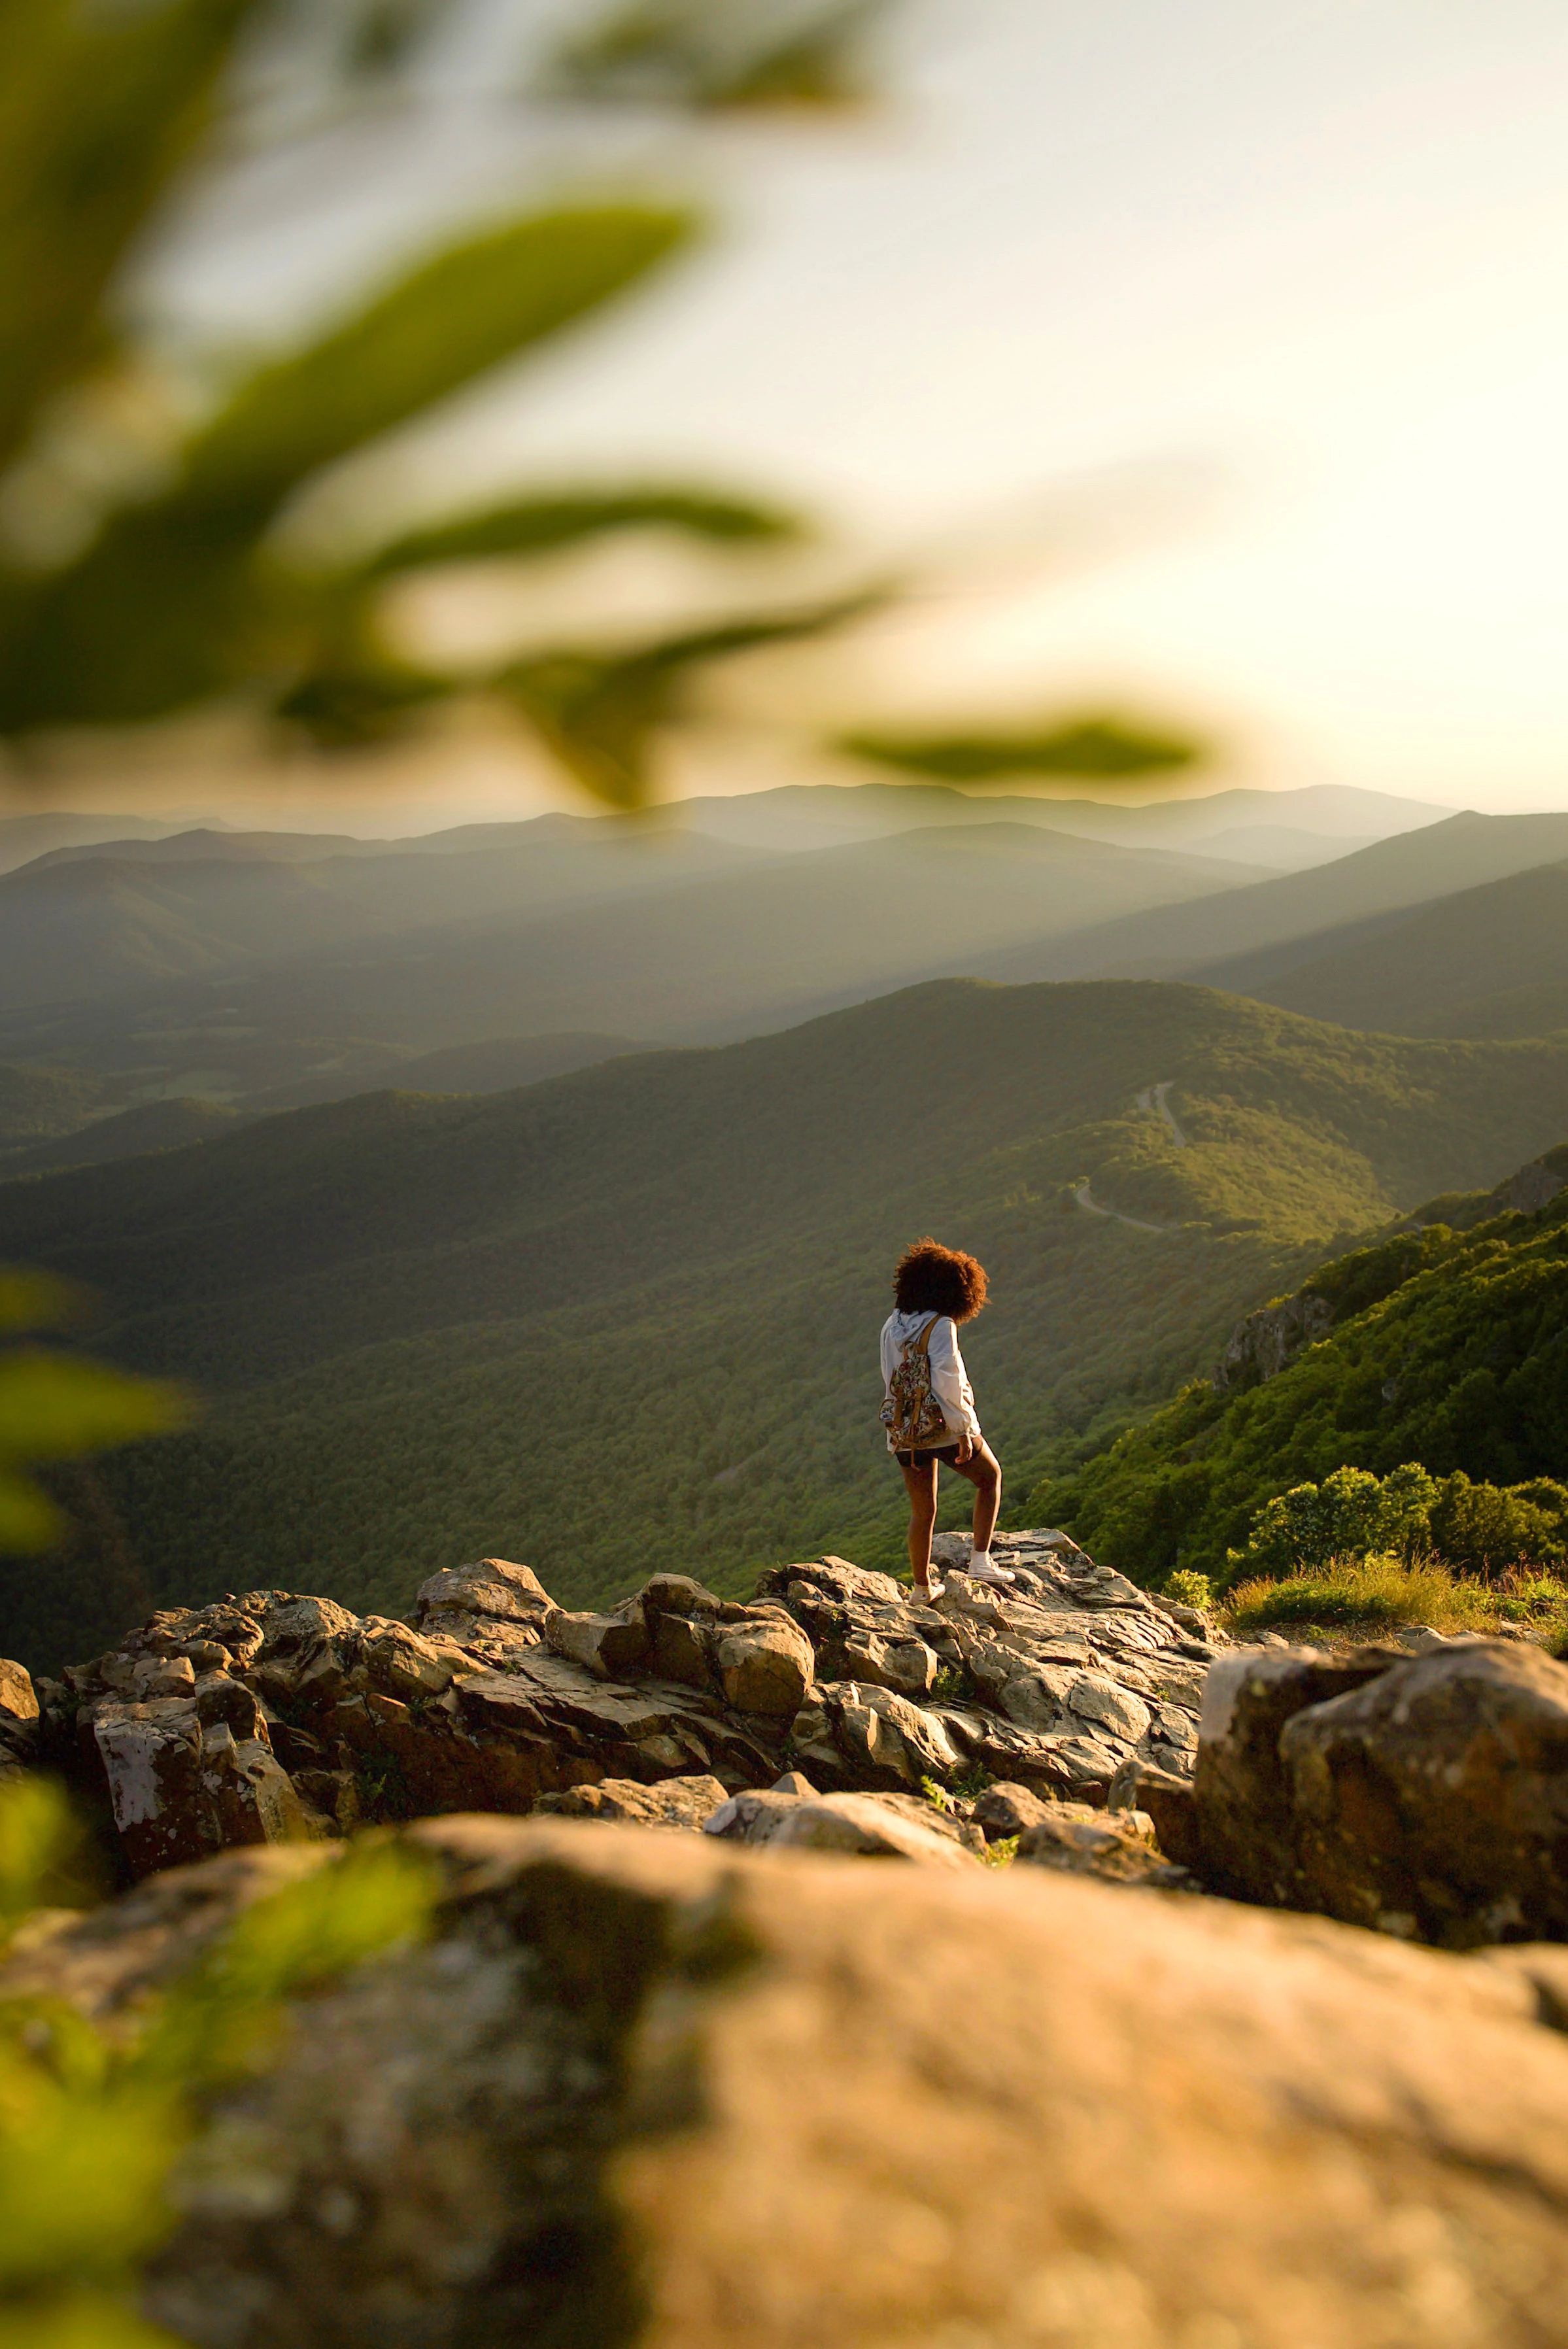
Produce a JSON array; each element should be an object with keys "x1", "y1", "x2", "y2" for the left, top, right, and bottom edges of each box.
[
  {"x1": 9, "y1": 979, "x2": 1568, "y2": 1670},
  {"x1": 1038, "y1": 1149, "x2": 1568, "y2": 1583}
]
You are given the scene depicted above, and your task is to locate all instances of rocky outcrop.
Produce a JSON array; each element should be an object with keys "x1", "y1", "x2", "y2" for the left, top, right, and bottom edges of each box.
[
  {"x1": 15, "y1": 1529, "x2": 1216, "y2": 1883},
  {"x1": 1213, "y1": 1288, "x2": 1333, "y2": 1391},
  {"x1": 11, "y1": 1816, "x2": 1568, "y2": 2349},
  {"x1": 1163, "y1": 1635, "x2": 1568, "y2": 1947},
  {"x1": 0, "y1": 1655, "x2": 39, "y2": 1785}
]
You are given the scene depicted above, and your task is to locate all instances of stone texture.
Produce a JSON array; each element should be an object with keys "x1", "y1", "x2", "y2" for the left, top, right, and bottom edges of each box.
[
  {"x1": 1214, "y1": 1290, "x2": 1334, "y2": 1392},
  {"x1": 706, "y1": 1785, "x2": 981, "y2": 1864},
  {"x1": 533, "y1": 1774, "x2": 729, "y2": 1831},
  {"x1": 1280, "y1": 1639, "x2": 1568, "y2": 1947},
  {"x1": 543, "y1": 1599, "x2": 651, "y2": 1681},
  {"x1": 13, "y1": 1819, "x2": 1568, "y2": 2349},
  {"x1": 1193, "y1": 1644, "x2": 1404, "y2": 1905},
  {"x1": 970, "y1": 1781, "x2": 1059, "y2": 1841},
  {"x1": 26, "y1": 1534, "x2": 1214, "y2": 1882},
  {"x1": 1108, "y1": 1761, "x2": 1203, "y2": 1872},
  {"x1": 0, "y1": 1655, "x2": 40, "y2": 1784},
  {"x1": 715, "y1": 1610, "x2": 815, "y2": 1717},
  {"x1": 1014, "y1": 1804, "x2": 1185, "y2": 1888}
]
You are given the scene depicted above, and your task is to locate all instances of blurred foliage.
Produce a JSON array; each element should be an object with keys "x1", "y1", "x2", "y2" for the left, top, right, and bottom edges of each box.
[
  {"x1": 0, "y1": 0, "x2": 874, "y2": 805},
  {"x1": 496, "y1": 587, "x2": 881, "y2": 805},
  {"x1": 0, "y1": 0, "x2": 250, "y2": 475},
  {"x1": 0, "y1": 1780, "x2": 93, "y2": 1947},
  {"x1": 360, "y1": 485, "x2": 800, "y2": 577},
  {"x1": 0, "y1": 1273, "x2": 186, "y2": 1554},
  {"x1": 0, "y1": 1784, "x2": 433, "y2": 2349},
  {"x1": 546, "y1": 0, "x2": 887, "y2": 109},
  {"x1": 837, "y1": 714, "x2": 1202, "y2": 785}
]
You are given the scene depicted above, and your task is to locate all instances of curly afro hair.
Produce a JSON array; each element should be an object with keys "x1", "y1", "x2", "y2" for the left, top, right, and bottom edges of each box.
[{"x1": 892, "y1": 1237, "x2": 989, "y2": 1322}]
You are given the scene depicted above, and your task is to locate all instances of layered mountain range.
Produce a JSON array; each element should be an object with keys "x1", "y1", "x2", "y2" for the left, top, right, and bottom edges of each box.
[{"x1": 0, "y1": 777, "x2": 1521, "y2": 1158}]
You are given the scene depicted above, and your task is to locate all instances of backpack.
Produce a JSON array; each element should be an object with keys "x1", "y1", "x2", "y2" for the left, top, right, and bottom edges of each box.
[{"x1": 880, "y1": 1314, "x2": 951, "y2": 1450}]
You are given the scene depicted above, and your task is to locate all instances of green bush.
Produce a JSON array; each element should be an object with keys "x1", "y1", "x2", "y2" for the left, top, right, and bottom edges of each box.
[
  {"x1": 0, "y1": 1781, "x2": 434, "y2": 2347},
  {"x1": 1227, "y1": 1462, "x2": 1437, "y2": 1579},
  {"x1": 1225, "y1": 1462, "x2": 1568, "y2": 1586},
  {"x1": 1160, "y1": 1568, "x2": 1213, "y2": 1613},
  {"x1": 1428, "y1": 1472, "x2": 1568, "y2": 1577}
]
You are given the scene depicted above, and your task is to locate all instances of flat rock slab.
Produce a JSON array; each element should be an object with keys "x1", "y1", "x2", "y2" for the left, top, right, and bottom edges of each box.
[{"x1": 12, "y1": 1819, "x2": 1568, "y2": 2349}]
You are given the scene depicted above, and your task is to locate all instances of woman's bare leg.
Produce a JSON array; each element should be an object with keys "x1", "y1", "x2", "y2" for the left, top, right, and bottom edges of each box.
[
  {"x1": 950, "y1": 1439, "x2": 1002, "y2": 1556},
  {"x1": 898, "y1": 1457, "x2": 939, "y2": 1591}
]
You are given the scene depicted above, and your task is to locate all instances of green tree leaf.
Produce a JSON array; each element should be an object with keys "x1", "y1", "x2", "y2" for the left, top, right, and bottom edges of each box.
[
  {"x1": 0, "y1": 1353, "x2": 189, "y2": 1551},
  {"x1": 0, "y1": 206, "x2": 699, "y2": 732},
  {"x1": 0, "y1": 0, "x2": 256, "y2": 473},
  {"x1": 498, "y1": 588, "x2": 879, "y2": 806},
  {"x1": 361, "y1": 483, "x2": 801, "y2": 577},
  {"x1": 549, "y1": 0, "x2": 885, "y2": 111},
  {"x1": 837, "y1": 713, "x2": 1204, "y2": 784},
  {"x1": 182, "y1": 205, "x2": 698, "y2": 533}
]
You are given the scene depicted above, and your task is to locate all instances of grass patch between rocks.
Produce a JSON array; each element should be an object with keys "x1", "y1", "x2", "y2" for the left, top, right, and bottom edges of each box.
[{"x1": 1220, "y1": 1552, "x2": 1568, "y2": 1645}]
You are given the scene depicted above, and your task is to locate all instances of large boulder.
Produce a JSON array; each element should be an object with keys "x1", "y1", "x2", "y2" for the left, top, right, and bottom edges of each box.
[
  {"x1": 1185, "y1": 1637, "x2": 1568, "y2": 1947},
  {"x1": 11, "y1": 1819, "x2": 1568, "y2": 2349},
  {"x1": 1192, "y1": 1645, "x2": 1404, "y2": 1904},
  {"x1": 1281, "y1": 1639, "x2": 1568, "y2": 1946},
  {"x1": 1013, "y1": 1804, "x2": 1184, "y2": 1888},
  {"x1": 533, "y1": 1774, "x2": 730, "y2": 1831},
  {"x1": 714, "y1": 1610, "x2": 815, "y2": 1717},
  {"x1": 543, "y1": 1598, "x2": 653, "y2": 1681},
  {"x1": 705, "y1": 1783, "x2": 981, "y2": 1864}
]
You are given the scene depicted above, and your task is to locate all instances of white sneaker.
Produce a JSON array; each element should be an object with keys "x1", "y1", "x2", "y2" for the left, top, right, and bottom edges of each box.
[
  {"x1": 913, "y1": 1575, "x2": 946, "y2": 1605},
  {"x1": 966, "y1": 1555, "x2": 1017, "y2": 1588}
]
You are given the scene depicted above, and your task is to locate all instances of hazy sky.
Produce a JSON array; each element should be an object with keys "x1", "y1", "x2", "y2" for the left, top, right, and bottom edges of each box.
[{"x1": 103, "y1": 0, "x2": 1568, "y2": 820}]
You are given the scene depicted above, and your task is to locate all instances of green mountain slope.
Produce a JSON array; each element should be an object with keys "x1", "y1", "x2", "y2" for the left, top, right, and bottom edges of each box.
[
  {"x1": 9, "y1": 980, "x2": 1568, "y2": 1672},
  {"x1": 1197, "y1": 861, "x2": 1568, "y2": 1040},
  {"x1": 1, "y1": 1095, "x2": 249, "y2": 1176},
  {"x1": 252, "y1": 1031, "x2": 654, "y2": 1112},
  {"x1": 975, "y1": 811, "x2": 1568, "y2": 987},
  {"x1": 1040, "y1": 1149, "x2": 1568, "y2": 1585},
  {"x1": 0, "y1": 1061, "x2": 105, "y2": 1151}
]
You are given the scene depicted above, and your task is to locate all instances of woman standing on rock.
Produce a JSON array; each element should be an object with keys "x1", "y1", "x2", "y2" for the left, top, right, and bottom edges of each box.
[{"x1": 880, "y1": 1237, "x2": 1011, "y2": 1605}]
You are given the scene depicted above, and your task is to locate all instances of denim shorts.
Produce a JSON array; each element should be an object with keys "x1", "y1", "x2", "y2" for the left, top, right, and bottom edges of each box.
[{"x1": 893, "y1": 1434, "x2": 979, "y2": 1468}]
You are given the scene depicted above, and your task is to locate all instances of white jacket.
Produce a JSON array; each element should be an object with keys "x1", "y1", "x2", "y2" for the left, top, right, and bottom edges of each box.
[{"x1": 879, "y1": 1309, "x2": 981, "y2": 1452}]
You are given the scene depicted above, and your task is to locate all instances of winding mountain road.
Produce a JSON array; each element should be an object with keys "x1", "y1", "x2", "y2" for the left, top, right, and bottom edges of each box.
[
  {"x1": 1070, "y1": 1179, "x2": 1172, "y2": 1234},
  {"x1": 1071, "y1": 1080, "x2": 1189, "y2": 1231},
  {"x1": 1136, "y1": 1079, "x2": 1189, "y2": 1148}
]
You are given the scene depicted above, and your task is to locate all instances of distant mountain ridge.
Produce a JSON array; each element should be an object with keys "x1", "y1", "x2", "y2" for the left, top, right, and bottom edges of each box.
[
  {"x1": 976, "y1": 812, "x2": 1568, "y2": 987},
  {"x1": 673, "y1": 778, "x2": 1448, "y2": 865},
  {"x1": 0, "y1": 819, "x2": 1271, "y2": 1112},
  {"x1": 1189, "y1": 859, "x2": 1568, "y2": 1040}
]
